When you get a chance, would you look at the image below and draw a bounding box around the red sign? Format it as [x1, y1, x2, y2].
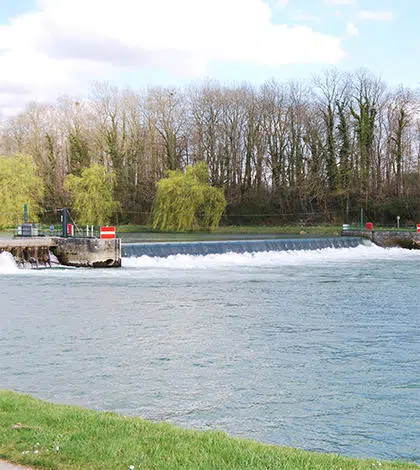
[417, 224, 420, 233]
[365, 222, 374, 230]
[67, 224, 74, 236]
[100, 226, 116, 239]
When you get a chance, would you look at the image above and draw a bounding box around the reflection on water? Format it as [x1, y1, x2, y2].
[0, 245, 419, 464]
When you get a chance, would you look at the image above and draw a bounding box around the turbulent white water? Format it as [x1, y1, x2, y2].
[0, 250, 61, 273]
[122, 244, 420, 269]
[1, 244, 420, 275]
[0, 251, 19, 273]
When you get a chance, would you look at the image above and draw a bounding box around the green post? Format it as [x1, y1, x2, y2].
[23, 203, 28, 223]
[360, 208, 364, 229]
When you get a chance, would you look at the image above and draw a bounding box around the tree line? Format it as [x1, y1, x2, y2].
[1, 68, 419, 227]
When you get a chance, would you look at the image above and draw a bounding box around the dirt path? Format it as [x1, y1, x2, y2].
[0, 461, 34, 470]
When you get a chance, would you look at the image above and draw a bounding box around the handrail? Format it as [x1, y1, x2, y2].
[14, 224, 101, 238]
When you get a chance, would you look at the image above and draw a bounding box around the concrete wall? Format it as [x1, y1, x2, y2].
[342, 230, 420, 249]
[53, 238, 121, 267]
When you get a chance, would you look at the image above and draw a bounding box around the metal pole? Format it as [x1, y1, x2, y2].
[23, 203, 28, 223]
[360, 208, 364, 229]
[62, 208, 68, 238]
[346, 192, 349, 224]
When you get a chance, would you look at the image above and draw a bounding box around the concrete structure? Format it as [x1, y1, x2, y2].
[342, 229, 420, 249]
[53, 237, 121, 267]
[0, 237, 121, 268]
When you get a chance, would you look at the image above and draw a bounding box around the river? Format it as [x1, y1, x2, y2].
[0, 242, 419, 463]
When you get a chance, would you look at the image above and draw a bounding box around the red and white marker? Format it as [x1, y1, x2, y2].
[100, 226, 116, 239]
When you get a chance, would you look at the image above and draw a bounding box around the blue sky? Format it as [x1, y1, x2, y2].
[0, 0, 418, 115]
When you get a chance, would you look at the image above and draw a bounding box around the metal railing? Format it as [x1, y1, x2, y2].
[14, 224, 101, 239]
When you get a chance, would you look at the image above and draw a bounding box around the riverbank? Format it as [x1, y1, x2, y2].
[0, 391, 417, 470]
[2, 224, 416, 240]
[116, 224, 343, 236]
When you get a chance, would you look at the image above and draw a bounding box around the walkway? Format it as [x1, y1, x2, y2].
[0, 461, 34, 470]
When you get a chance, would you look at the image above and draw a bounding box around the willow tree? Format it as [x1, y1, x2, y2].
[0, 154, 44, 228]
[153, 162, 226, 231]
[64, 164, 119, 225]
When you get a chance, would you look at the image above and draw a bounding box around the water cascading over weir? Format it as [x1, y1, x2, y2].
[122, 237, 367, 258]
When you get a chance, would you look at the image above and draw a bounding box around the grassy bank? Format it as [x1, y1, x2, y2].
[116, 224, 343, 237]
[0, 391, 417, 470]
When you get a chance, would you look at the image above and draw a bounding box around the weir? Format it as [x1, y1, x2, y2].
[0, 237, 55, 267]
[0, 237, 121, 268]
[122, 237, 367, 258]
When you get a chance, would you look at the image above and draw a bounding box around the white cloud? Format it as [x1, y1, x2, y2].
[346, 22, 359, 36]
[325, 0, 355, 5]
[294, 11, 321, 24]
[359, 10, 393, 21]
[0, 0, 346, 114]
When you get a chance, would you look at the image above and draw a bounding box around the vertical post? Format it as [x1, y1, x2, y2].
[345, 192, 349, 224]
[23, 203, 28, 223]
[62, 208, 68, 238]
[360, 208, 364, 229]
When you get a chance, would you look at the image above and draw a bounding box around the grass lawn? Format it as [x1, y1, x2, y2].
[115, 224, 344, 237]
[0, 391, 417, 470]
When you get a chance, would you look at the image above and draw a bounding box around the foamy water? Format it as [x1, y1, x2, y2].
[2, 244, 419, 276]
[122, 244, 420, 269]
[0, 251, 19, 273]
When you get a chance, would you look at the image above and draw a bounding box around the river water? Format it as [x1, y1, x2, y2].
[0, 243, 419, 463]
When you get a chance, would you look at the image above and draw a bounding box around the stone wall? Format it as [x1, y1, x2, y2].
[53, 238, 121, 267]
[342, 230, 420, 249]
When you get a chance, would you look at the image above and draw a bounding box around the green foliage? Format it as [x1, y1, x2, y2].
[153, 162, 226, 231]
[64, 164, 119, 225]
[351, 98, 377, 187]
[68, 131, 90, 176]
[337, 100, 351, 191]
[0, 154, 45, 229]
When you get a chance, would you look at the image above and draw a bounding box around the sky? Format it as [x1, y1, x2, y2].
[0, 0, 418, 116]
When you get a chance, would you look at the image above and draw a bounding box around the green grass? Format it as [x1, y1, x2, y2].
[0, 391, 417, 470]
[116, 224, 343, 237]
[116, 224, 156, 233]
[115, 224, 418, 237]
[214, 225, 342, 236]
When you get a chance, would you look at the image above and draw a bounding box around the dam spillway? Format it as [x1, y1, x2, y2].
[0, 237, 121, 267]
[122, 237, 367, 258]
